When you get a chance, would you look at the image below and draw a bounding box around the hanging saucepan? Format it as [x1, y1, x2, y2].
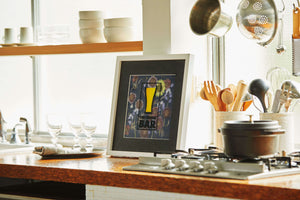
[189, 0, 233, 37]
[220, 118, 285, 159]
[236, 0, 279, 46]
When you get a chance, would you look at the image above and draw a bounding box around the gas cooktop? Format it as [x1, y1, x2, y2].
[123, 148, 300, 180]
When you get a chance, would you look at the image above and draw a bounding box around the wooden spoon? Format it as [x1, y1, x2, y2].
[227, 84, 237, 110]
[199, 87, 208, 100]
[218, 89, 229, 111]
[221, 89, 234, 111]
[232, 80, 248, 111]
[227, 84, 237, 98]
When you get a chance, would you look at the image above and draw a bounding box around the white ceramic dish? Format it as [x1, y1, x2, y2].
[79, 19, 104, 29]
[104, 27, 136, 42]
[16, 43, 35, 46]
[0, 43, 17, 47]
[104, 17, 134, 27]
[80, 28, 106, 43]
[79, 10, 105, 19]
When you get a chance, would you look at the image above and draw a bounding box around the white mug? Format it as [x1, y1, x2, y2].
[3, 28, 17, 44]
[19, 27, 33, 44]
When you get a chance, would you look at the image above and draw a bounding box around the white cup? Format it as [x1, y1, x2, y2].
[3, 28, 17, 44]
[19, 27, 33, 44]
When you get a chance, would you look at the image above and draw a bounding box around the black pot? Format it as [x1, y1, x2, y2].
[220, 120, 285, 158]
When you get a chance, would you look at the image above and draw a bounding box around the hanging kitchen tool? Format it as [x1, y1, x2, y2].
[236, 0, 283, 46]
[293, 2, 300, 39]
[189, 0, 233, 37]
[276, 0, 286, 54]
[293, 1, 300, 76]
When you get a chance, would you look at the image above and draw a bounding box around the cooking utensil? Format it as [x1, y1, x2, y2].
[220, 118, 285, 158]
[203, 81, 220, 111]
[200, 83, 221, 101]
[189, 0, 233, 37]
[217, 89, 227, 111]
[248, 79, 270, 113]
[200, 87, 208, 100]
[293, 3, 300, 39]
[236, 0, 278, 46]
[271, 89, 283, 113]
[276, 0, 285, 54]
[276, 16, 286, 54]
[227, 84, 237, 110]
[232, 80, 248, 111]
[221, 89, 234, 111]
[242, 100, 253, 111]
[266, 67, 290, 94]
[281, 80, 300, 99]
[241, 93, 253, 111]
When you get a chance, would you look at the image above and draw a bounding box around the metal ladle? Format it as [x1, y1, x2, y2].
[281, 80, 300, 99]
[276, 0, 286, 54]
[248, 79, 270, 113]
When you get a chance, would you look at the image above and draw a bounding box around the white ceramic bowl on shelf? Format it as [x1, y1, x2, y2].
[104, 27, 136, 42]
[79, 19, 104, 29]
[104, 17, 134, 27]
[79, 28, 106, 43]
[79, 10, 105, 19]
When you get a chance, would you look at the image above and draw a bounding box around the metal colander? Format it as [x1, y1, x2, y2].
[236, 0, 278, 46]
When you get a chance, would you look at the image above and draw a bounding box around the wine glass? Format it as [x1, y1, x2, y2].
[81, 113, 97, 153]
[69, 115, 82, 151]
[47, 114, 63, 147]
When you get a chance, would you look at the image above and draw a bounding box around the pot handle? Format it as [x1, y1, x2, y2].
[262, 129, 285, 135]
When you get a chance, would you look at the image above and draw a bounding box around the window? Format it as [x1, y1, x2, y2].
[0, 0, 33, 129]
[36, 0, 143, 137]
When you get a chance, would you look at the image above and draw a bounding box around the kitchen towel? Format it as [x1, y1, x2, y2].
[33, 144, 81, 156]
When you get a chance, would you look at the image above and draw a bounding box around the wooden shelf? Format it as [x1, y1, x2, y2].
[0, 41, 143, 56]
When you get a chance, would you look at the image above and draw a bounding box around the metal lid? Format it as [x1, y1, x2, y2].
[222, 120, 281, 130]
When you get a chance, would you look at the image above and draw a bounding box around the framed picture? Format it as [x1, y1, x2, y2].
[107, 54, 193, 157]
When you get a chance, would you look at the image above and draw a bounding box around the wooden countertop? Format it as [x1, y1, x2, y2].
[0, 152, 299, 200]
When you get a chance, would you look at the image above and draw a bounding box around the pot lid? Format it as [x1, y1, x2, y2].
[222, 120, 281, 130]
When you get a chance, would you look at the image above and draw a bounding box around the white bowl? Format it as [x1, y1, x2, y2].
[79, 19, 104, 29]
[104, 27, 136, 42]
[79, 10, 105, 19]
[104, 17, 134, 27]
[79, 28, 106, 43]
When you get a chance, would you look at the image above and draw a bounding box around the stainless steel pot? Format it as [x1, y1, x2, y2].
[220, 119, 284, 158]
[189, 0, 233, 37]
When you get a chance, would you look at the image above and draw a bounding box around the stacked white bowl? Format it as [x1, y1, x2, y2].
[104, 17, 136, 42]
[79, 11, 106, 43]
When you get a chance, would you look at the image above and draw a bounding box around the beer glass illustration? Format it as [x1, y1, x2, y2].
[145, 86, 156, 113]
